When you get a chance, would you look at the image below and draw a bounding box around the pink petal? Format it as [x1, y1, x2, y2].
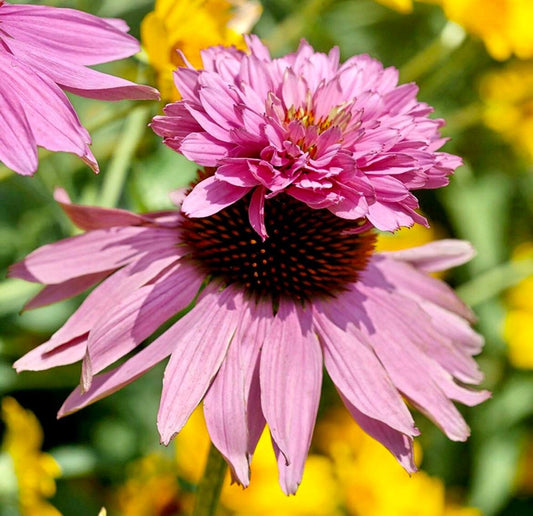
[8, 38, 158, 101]
[54, 188, 156, 230]
[0, 3, 139, 65]
[340, 393, 417, 473]
[383, 240, 476, 273]
[182, 176, 251, 218]
[16, 254, 180, 370]
[23, 270, 111, 311]
[248, 187, 267, 240]
[203, 298, 271, 486]
[313, 297, 417, 436]
[0, 57, 37, 175]
[357, 281, 476, 441]
[84, 262, 202, 380]
[14, 335, 87, 372]
[0, 50, 97, 173]
[157, 285, 245, 445]
[260, 300, 322, 495]
[8, 226, 179, 284]
[58, 330, 175, 417]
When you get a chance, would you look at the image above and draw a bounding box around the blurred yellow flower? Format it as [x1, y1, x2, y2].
[480, 61, 533, 161]
[436, 0, 533, 60]
[141, 0, 261, 101]
[316, 409, 481, 516]
[115, 453, 186, 516]
[174, 407, 342, 515]
[221, 432, 342, 516]
[1, 397, 61, 516]
[377, 0, 533, 60]
[503, 244, 533, 368]
[115, 405, 478, 515]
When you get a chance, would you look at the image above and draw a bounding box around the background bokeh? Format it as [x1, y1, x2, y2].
[2, 1, 533, 515]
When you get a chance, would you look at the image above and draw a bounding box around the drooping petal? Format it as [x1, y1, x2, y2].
[383, 240, 476, 273]
[339, 393, 417, 473]
[0, 50, 97, 173]
[157, 285, 244, 445]
[8, 38, 158, 101]
[83, 262, 202, 381]
[8, 226, 179, 284]
[15, 253, 180, 373]
[23, 270, 111, 311]
[54, 188, 157, 230]
[203, 297, 271, 486]
[260, 299, 322, 495]
[313, 297, 417, 436]
[14, 335, 88, 372]
[0, 3, 140, 65]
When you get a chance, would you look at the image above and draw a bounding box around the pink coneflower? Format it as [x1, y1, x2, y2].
[0, 1, 159, 176]
[152, 36, 461, 238]
[10, 188, 488, 494]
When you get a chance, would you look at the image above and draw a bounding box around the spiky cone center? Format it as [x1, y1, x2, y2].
[180, 193, 376, 304]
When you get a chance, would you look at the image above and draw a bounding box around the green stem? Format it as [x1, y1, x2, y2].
[264, 0, 333, 54]
[99, 105, 151, 208]
[192, 444, 228, 516]
[399, 21, 466, 83]
[442, 102, 484, 135]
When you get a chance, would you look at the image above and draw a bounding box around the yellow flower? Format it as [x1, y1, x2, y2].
[221, 432, 342, 516]
[316, 409, 481, 516]
[432, 0, 533, 60]
[377, 0, 533, 60]
[141, 0, 261, 101]
[174, 407, 342, 515]
[1, 397, 61, 516]
[503, 244, 533, 368]
[375, 223, 441, 253]
[115, 454, 185, 516]
[373, 0, 414, 13]
[480, 61, 533, 161]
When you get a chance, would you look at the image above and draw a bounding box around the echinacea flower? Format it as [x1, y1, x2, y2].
[141, 0, 261, 101]
[10, 187, 488, 494]
[151, 36, 462, 238]
[0, 1, 159, 176]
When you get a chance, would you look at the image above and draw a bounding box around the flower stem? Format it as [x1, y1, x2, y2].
[99, 105, 151, 208]
[400, 21, 466, 83]
[192, 444, 228, 516]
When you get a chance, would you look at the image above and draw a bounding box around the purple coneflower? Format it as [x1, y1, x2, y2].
[0, 1, 159, 176]
[152, 36, 461, 238]
[10, 188, 488, 494]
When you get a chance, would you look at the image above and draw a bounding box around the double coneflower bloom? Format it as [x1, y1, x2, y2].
[11, 36, 488, 494]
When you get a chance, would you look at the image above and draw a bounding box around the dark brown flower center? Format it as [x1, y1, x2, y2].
[179, 193, 376, 303]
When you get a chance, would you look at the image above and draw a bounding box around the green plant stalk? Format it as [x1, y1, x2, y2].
[399, 21, 466, 83]
[192, 444, 228, 516]
[99, 105, 151, 208]
[264, 0, 333, 54]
